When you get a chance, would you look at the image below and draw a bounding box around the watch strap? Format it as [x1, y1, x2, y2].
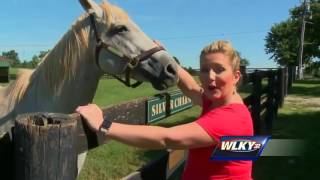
[99, 116, 112, 133]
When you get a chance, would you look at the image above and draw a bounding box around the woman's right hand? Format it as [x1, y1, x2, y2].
[76, 104, 104, 133]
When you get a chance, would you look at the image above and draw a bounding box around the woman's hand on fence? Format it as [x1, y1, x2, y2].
[76, 104, 104, 133]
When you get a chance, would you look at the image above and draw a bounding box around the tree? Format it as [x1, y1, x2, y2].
[2, 50, 21, 67]
[30, 50, 50, 68]
[38, 50, 50, 59]
[236, 51, 250, 66]
[305, 60, 320, 77]
[240, 58, 250, 66]
[265, 0, 320, 66]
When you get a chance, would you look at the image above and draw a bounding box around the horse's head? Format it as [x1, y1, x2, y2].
[79, 0, 178, 90]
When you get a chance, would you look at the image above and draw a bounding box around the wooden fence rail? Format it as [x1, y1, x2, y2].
[0, 66, 295, 180]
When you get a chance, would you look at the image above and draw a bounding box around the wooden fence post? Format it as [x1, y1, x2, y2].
[14, 113, 77, 180]
[288, 66, 294, 90]
[284, 67, 288, 96]
[240, 65, 247, 84]
[264, 71, 276, 134]
[0, 132, 14, 180]
[276, 68, 285, 108]
[251, 70, 262, 135]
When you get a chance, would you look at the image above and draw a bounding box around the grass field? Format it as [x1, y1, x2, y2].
[253, 78, 320, 179]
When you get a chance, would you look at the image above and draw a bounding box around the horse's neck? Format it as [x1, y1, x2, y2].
[17, 59, 102, 115]
[8, 21, 103, 115]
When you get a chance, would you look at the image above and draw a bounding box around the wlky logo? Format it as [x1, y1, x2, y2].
[211, 136, 270, 160]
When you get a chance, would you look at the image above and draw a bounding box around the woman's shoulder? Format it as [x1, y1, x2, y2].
[203, 103, 251, 120]
[216, 103, 250, 116]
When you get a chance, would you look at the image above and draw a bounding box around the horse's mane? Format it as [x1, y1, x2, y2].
[5, 2, 129, 105]
[101, 2, 129, 25]
[6, 69, 33, 107]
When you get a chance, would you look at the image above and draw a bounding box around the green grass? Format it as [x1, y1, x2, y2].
[9, 67, 19, 75]
[253, 78, 320, 180]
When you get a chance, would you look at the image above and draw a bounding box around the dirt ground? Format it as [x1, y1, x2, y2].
[284, 95, 320, 111]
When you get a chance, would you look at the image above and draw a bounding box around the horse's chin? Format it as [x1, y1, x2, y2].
[151, 83, 168, 91]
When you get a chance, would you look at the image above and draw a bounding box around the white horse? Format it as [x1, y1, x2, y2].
[0, 0, 178, 173]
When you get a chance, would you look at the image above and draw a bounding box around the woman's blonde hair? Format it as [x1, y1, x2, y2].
[200, 40, 240, 73]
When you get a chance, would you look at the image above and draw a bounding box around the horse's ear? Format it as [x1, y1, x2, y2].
[79, 0, 104, 18]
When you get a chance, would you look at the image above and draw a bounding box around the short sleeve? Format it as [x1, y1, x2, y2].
[195, 104, 253, 143]
[196, 110, 224, 142]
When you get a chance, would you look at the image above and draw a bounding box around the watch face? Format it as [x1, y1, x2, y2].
[102, 119, 112, 130]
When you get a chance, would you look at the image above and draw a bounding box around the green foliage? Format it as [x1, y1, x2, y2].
[1, 49, 50, 68]
[2, 50, 20, 67]
[17, 50, 50, 69]
[30, 50, 50, 68]
[305, 60, 320, 77]
[240, 57, 250, 67]
[240, 58, 250, 66]
[184, 66, 198, 75]
[237, 51, 250, 66]
[265, 0, 320, 66]
[265, 20, 300, 65]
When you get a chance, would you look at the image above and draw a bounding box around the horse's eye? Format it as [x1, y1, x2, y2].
[109, 25, 128, 36]
[116, 25, 128, 33]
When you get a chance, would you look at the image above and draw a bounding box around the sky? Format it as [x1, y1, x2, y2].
[0, 0, 301, 68]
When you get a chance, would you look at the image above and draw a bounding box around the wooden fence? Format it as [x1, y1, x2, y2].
[0, 66, 295, 180]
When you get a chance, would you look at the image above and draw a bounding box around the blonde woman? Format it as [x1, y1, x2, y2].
[77, 40, 253, 180]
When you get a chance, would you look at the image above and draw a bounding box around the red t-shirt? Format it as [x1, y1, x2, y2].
[182, 97, 254, 180]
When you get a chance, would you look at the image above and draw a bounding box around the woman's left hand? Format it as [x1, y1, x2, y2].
[76, 104, 104, 132]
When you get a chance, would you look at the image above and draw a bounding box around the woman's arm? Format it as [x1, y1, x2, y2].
[76, 104, 215, 149]
[177, 65, 203, 106]
[108, 121, 215, 149]
[153, 40, 203, 106]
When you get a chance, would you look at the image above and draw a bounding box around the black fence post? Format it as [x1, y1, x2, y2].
[276, 68, 285, 108]
[264, 71, 276, 134]
[288, 66, 294, 91]
[0, 132, 14, 180]
[240, 65, 247, 84]
[284, 67, 288, 96]
[251, 70, 262, 135]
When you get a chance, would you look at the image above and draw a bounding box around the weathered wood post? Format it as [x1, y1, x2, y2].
[14, 113, 78, 180]
[251, 70, 262, 135]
